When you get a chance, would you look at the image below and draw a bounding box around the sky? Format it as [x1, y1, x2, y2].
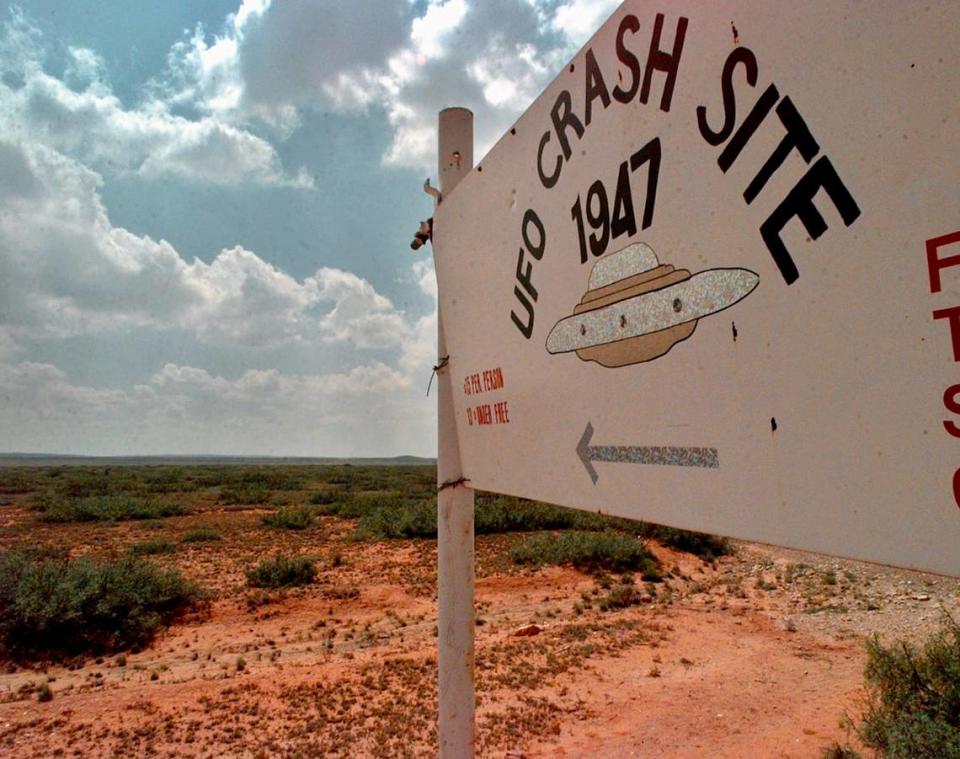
[0, 0, 619, 457]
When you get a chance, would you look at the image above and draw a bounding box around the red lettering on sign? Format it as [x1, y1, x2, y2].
[944, 384, 960, 438]
[463, 367, 510, 427]
[933, 306, 960, 362]
[462, 367, 505, 396]
[926, 230, 960, 294]
[925, 232, 960, 515]
[474, 404, 493, 425]
[482, 367, 505, 391]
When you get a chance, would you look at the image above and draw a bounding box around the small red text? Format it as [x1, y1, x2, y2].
[463, 366, 505, 395]
[466, 400, 511, 427]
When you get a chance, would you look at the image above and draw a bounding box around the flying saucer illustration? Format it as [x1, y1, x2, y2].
[545, 243, 759, 368]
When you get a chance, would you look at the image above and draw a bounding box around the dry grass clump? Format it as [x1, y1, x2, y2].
[260, 506, 315, 530]
[245, 555, 317, 589]
[128, 539, 176, 556]
[180, 527, 222, 543]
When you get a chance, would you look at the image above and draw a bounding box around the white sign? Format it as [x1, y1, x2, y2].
[432, 1, 960, 576]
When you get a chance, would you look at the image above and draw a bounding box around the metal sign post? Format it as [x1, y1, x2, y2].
[434, 107, 476, 758]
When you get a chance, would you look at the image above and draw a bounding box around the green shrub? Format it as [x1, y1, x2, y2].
[0, 550, 203, 660]
[36, 681, 52, 702]
[308, 489, 342, 505]
[194, 469, 229, 488]
[257, 469, 306, 491]
[475, 496, 617, 534]
[261, 506, 315, 530]
[510, 531, 659, 575]
[357, 499, 436, 539]
[220, 468, 305, 491]
[5, 544, 68, 562]
[634, 523, 731, 560]
[211, 468, 305, 494]
[825, 617, 960, 758]
[245, 555, 317, 588]
[220, 483, 271, 504]
[226, 467, 732, 568]
[34, 495, 185, 523]
[143, 467, 200, 494]
[315, 492, 409, 519]
[856, 618, 960, 757]
[129, 539, 176, 556]
[54, 472, 112, 498]
[180, 527, 222, 543]
[324, 466, 358, 486]
[344, 495, 625, 541]
[597, 583, 644, 611]
[310, 500, 350, 517]
[0, 470, 34, 495]
[54, 469, 145, 498]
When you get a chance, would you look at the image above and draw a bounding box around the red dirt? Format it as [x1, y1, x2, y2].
[1, 504, 958, 757]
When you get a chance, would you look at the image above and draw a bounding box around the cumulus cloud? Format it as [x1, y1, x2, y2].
[0, 135, 415, 351]
[307, 267, 412, 349]
[372, 0, 563, 169]
[0, 329, 22, 361]
[0, 132, 439, 454]
[6, 1, 608, 176]
[550, 0, 621, 46]
[396, 258, 439, 376]
[0, 10, 311, 187]
[163, 0, 415, 128]
[0, 359, 432, 456]
[0, 3, 464, 457]
[164, 0, 605, 170]
[0, 138, 199, 337]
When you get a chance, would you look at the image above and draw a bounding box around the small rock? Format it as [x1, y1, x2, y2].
[513, 624, 542, 637]
[913, 594, 930, 601]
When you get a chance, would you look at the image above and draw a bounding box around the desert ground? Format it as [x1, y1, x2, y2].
[0, 464, 957, 758]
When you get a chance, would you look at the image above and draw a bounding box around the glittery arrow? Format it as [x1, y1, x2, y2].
[576, 422, 720, 485]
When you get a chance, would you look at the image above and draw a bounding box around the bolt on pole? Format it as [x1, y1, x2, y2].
[434, 106, 476, 759]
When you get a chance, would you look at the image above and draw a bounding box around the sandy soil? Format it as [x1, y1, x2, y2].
[0, 503, 958, 758]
